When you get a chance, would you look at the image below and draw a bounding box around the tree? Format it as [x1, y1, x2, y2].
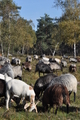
[13, 17, 37, 54]
[54, 0, 80, 58]
[36, 14, 58, 55]
[0, 0, 21, 55]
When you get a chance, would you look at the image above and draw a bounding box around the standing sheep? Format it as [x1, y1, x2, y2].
[12, 65, 22, 79]
[42, 84, 70, 114]
[35, 62, 52, 77]
[48, 73, 77, 101]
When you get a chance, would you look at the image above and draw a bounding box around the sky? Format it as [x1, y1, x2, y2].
[13, 0, 63, 31]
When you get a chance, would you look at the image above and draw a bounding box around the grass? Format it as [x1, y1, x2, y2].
[0, 55, 80, 120]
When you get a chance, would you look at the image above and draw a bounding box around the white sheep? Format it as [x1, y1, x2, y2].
[12, 65, 22, 79]
[48, 73, 77, 102]
[54, 58, 61, 64]
[5, 75, 37, 112]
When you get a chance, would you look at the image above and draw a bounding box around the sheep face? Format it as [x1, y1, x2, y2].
[29, 103, 37, 112]
[24, 95, 37, 113]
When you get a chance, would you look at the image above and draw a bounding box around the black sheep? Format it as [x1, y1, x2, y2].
[34, 73, 57, 100]
[35, 62, 53, 77]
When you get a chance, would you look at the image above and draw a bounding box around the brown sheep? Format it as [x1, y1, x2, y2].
[42, 84, 70, 114]
[22, 62, 32, 71]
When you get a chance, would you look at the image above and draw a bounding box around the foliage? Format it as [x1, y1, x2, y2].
[59, 20, 80, 46]
[0, 0, 37, 55]
[36, 14, 58, 55]
[54, 0, 80, 57]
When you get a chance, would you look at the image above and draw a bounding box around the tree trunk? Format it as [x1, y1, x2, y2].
[74, 42, 76, 58]
[7, 44, 10, 58]
[22, 45, 24, 55]
[1, 43, 4, 56]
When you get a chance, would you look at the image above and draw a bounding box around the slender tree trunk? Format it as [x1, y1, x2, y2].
[22, 45, 24, 55]
[7, 44, 10, 57]
[1, 43, 4, 56]
[74, 42, 76, 58]
[53, 42, 59, 56]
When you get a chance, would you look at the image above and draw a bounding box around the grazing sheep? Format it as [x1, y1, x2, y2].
[0, 74, 11, 101]
[63, 55, 69, 59]
[42, 84, 70, 114]
[0, 63, 22, 79]
[26, 56, 32, 62]
[69, 64, 77, 72]
[49, 58, 56, 62]
[0, 63, 14, 78]
[54, 58, 61, 64]
[49, 61, 63, 73]
[0, 74, 21, 104]
[61, 60, 67, 67]
[5, 76, 37, 112]
[40, 54, 45, 58]
[33, 55, 39, 60]
[22, 62, 32, 71]
[34, 73, 57, 100]
[48, 73, 77, 101]
[11, 57, 21, 65]
[76, 57, 80, 62]
[41, 57, 50, 65]
[0, 74, 12, 98]
[69, 58, 77, 63]
[35, 62, 53, 77]
[0, 79, 6, 98]
[0, 56, 10, 65]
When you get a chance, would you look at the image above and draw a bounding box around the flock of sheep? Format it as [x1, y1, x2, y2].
[0, 54, 79, 114]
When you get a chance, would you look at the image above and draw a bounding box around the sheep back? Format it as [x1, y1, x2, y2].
[48, 73, 77, 94]
[34, 73, 57, 99]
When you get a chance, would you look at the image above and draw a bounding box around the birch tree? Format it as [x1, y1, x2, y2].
[54, 0, 80, 58]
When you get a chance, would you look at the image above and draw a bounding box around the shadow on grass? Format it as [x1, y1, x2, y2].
[60, 105, 80, 113]
[15, 105, 80, 114]
[36, 105, 80, 114]
[0, 98, 80, 114]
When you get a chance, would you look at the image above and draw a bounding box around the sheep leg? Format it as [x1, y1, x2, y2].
[67, 104, 69, 113]
[55, 106, 58, 115]
[35, 104, 38, 113]
[24, 102, 31, 110]
[39, 72, 40, 77]
[74, 92, 76, 102]
[22, 97, 26, 105]
[69, 91, 72, 96]
[48, 105, 51, 113]
[43, 105, 48, 112]
[6, 91, 10, 110]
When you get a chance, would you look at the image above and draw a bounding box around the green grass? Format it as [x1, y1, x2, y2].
[0, 55, 80, 120]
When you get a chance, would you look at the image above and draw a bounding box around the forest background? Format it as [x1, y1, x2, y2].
[0, 0, 80, 58]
